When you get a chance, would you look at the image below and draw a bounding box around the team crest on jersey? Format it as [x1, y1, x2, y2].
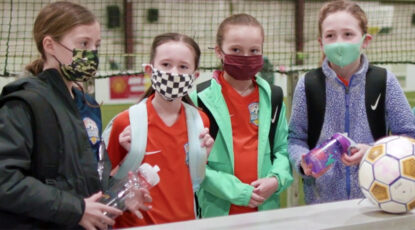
[83, 117, 100, 145]
[248, 102, 259, 126]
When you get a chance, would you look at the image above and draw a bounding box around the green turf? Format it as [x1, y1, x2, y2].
[101, 104, 132, 128]
[405, 91, 415, 108]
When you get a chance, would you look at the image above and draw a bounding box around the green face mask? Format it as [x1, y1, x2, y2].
[323, 35, 366, 68]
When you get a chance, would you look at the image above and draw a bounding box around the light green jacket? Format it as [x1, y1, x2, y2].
[190, 75, 293, 217]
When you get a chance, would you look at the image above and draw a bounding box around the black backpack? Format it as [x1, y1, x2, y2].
[304, 65, 387, 149]
[196, 79, 283, 162]
[0, 82, 62, 185]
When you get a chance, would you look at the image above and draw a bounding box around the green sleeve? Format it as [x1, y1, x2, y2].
[202, 165, 254, 206]
[267, 103, 293, 194]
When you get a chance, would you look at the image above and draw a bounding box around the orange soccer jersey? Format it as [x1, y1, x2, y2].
[106, 94, 209, 227]
[219, 73, 260, 214]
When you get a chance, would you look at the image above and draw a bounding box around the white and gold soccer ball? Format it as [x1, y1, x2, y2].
[359, 135, 415, 213]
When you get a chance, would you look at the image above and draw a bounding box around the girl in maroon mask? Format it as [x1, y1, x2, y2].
[189, 13, 293, 217]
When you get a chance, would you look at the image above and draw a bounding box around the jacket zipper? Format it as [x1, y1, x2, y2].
[344, 75, 353, 199]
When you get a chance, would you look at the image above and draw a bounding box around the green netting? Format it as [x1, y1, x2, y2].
[1, 0, 415, 77]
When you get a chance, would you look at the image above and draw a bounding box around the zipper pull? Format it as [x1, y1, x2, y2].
[345, 87, 350, 107]
[97, 140, 105, 181]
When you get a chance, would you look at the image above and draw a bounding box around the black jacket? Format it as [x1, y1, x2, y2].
[0, 69, 110, 229]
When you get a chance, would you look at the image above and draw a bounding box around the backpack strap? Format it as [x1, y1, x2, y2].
[305, 66, 387, 147]
[365, 65, 387, 141]
[304, 68, 326, 149]
[113, 99, 148, 179]
[197, 80, 219, 139]
[183, 102, 206, 219]
[101, 116, 115, 151]
[107, 98, 205, 217]
[269, 84, 283, 162]
[183, 102, 207, 193]
[0, 90, 62, 185]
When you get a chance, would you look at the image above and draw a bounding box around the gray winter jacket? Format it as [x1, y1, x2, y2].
[288, 55, 415, 204]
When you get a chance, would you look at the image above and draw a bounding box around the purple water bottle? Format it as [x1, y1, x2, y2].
[304, 133, 354, 174]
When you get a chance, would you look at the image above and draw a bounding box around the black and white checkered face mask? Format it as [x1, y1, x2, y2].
[150, 66, 194, 101]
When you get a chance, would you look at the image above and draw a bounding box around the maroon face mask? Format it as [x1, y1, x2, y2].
[222, 53, 264, 80]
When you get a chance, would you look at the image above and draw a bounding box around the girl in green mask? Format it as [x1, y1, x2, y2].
[288, 0, 415, 204]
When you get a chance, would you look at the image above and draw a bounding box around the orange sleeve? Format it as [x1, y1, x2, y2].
[106, 110, 130, 169]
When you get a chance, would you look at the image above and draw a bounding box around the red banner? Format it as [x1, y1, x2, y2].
[110, 73, 149, 99]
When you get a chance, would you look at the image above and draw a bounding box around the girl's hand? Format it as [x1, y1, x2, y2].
[250, 177, 279, 203]
[301, 154, 331, 178]
[126, 188, 152, 219]
[124, 172, 152, 219]
[79, 192, 123, 230]
[300, 154, 313, 176]
[199, 128, 214, 158]
[119, 125, 132, 151]
[247, 191, 265, 208]
[341, 143, 370, 166]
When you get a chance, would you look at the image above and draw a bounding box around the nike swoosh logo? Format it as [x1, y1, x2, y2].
[145, 150, 161, 155]
[371, 93, 381, 111]
[271, 106, 279, 123]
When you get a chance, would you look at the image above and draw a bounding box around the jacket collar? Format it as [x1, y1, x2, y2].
[198, 77, 234, 167]
[41, 68, 80, 114]
[322, 54, 369, 87]
[198, 71, 271, 171]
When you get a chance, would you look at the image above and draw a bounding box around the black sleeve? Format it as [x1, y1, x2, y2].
[0, 100, 84, 226]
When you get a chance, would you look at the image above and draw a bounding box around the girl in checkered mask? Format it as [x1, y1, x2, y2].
[105, 33, 214, 227]
[147, 63, 194, 101]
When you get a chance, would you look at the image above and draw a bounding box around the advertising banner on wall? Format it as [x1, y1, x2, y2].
[109, 73, 150, 99]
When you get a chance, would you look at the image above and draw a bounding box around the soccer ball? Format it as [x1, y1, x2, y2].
[359, 135, 415, 213]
